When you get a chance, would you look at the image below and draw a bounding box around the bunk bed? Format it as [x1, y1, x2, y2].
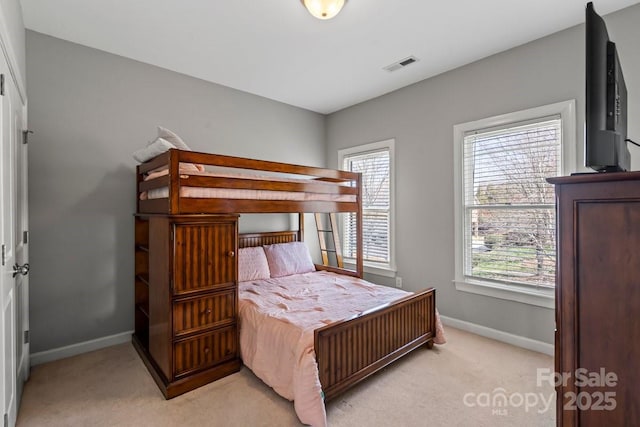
[134, 148, 442, 426]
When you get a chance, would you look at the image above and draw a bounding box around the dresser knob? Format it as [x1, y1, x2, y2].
[201, 308, 212, 316]
[228, 251, 235, 257]
[204, 347, 210, 354]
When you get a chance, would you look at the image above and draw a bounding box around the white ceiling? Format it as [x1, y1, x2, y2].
[20, 0, 640, 114]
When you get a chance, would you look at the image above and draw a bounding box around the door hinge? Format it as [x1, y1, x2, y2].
[24, 330, 29, 344]
[22, 130, 33, 145]
[3, 413, 7, 427]
[1, 245, 5, 266]
[23, 231, 28, 244]
[0, 74, 4, 96]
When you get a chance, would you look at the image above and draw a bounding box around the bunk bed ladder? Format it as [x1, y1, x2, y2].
[314, 213, 343, 268]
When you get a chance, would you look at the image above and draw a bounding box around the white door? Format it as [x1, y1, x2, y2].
[13, 95, 29, 409]
[0, 52, 28, 427]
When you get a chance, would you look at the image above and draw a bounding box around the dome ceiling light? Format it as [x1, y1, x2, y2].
[301, 0, 347, 20]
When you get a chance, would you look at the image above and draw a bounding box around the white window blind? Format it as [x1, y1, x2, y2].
[463, 117, 561, 289]
[343, 149, 391, 264]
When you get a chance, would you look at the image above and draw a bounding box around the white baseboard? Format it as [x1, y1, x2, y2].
[439, 315, 554, 356]
[30, 330, 133, 366]
[29, 318, 553, 365]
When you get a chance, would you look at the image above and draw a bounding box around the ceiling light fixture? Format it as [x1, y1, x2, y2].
[301, 0, 347, 20]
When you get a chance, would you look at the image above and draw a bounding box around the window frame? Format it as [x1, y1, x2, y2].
[453, 100, 576, 308]
[339, 139, 396, 277]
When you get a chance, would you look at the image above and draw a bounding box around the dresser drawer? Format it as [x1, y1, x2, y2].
[173, 326, 237, 377]
[173, 291, 235, 337]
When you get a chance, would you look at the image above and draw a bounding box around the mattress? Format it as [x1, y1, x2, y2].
[140, 167, 357, 202]
[238, 271, 446, 427]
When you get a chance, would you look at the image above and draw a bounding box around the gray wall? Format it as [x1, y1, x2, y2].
[326, 4, 640, 344]
[26, 31, 325, 353]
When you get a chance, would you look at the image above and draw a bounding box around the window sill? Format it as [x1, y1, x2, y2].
[344, 261, 396, 278]
[453, 278, 555, 309]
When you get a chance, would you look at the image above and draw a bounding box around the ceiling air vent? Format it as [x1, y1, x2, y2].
[383, 56, 419, 72]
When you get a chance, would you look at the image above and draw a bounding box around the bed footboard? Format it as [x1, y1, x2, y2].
[314, 288, 436, 401]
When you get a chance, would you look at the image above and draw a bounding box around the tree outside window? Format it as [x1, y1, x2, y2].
[463, 118, 560, 288]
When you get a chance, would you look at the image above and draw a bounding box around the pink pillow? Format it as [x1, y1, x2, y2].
[238, 247, 271, 282]
[263, 242, 315, 278]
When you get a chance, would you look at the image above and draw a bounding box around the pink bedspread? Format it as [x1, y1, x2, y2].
[238, 271, 446, 427]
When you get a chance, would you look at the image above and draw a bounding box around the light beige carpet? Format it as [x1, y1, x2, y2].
[17, 327, 555, 426]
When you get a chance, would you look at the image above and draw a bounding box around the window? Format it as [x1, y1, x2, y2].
[454, 101, 575, 307]
[339, 139, 395, 275]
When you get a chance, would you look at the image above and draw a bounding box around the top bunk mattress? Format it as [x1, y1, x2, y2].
[140, 167, 357, 202]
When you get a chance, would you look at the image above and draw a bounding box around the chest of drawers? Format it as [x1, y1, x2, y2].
[549, 173, 640, 425]
[133, 214, 241, 398]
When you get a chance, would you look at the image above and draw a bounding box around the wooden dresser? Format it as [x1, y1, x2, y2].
[549, 173, 640, 425]
[133, 214, 241, 398]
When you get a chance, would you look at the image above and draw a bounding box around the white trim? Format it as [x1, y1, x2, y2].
[30, 330, 134, 366]
[344, 260, 396, 277]
[338, 139, 396, 272]
[454, 279, 555, 309]
[439, 315, 554, 356]
[453, 100, 576, 304]
[0, 5, 27, 105]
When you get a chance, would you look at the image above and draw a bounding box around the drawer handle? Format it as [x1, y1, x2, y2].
[204, 347, 210, 354]
[228, 251, 235, 258]
[200, 308, 212, 316]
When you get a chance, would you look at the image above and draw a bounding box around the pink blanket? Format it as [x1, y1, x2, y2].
[238, 271, 446, 426]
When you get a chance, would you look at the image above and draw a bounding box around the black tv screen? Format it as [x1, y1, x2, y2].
[585, 2, 629, 172]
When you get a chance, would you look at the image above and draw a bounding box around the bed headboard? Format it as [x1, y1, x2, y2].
[238, 230, 300, 248]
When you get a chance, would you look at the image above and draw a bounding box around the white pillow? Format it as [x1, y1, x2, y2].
[155, 126, 204, 171]
[133, 138, 176, 163]
[238, 247, 271, 282]
[157, 126, 191, 151]
[263, 242, 315, 278]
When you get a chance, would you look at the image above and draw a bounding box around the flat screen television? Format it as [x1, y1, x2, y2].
[585, 1, 629, 172]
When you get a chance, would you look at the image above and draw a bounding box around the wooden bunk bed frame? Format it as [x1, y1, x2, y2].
[136, 148, 437, 402]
